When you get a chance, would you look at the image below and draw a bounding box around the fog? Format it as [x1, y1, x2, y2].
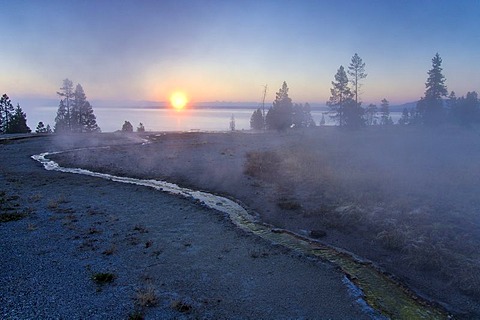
[48, 127, 480, 317]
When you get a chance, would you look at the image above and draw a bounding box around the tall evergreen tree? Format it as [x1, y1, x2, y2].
[265, 81, 293, 131]
[71, 84, 86, 132]
[56, 79, 74, 131]
[416, 53, 448, 125]
[347, 53, 367, 106]
[250, 108, 264, 130]
[83, 101, 101, 133]
[7, 104, 31, 133]
[292, 103, 315, 128]
[54, 100, 68, 133]
[55, 80, 100, 133]
[379, 98, 393, 125]
[72, 84, 100, 133]
[327, 66, 354, 126]
[0, 94, 14, 133]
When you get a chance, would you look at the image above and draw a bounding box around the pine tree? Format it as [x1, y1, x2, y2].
[54, 100, 68, 133]
[83, 101, 100, 133]
[71, 84, 86, 132]
[292, 103, 315, 128]
[137, 123, 145, 132]
[122, 121, 133, 132]
[265, 81, 293, 131]
[55, 80, 100, 133]
[416, 53, 448, 125]
[327, 66, 354, 126]
[71, 84, 100, 133]
[36, 121, 47, 133]
[7, 104, 30, 133]
[250, 108, 264, 130]
[56, 79, 74, 131]
[379, 98, 393, 125]
[347, 53, 367, 106]
[0, 94, 14, 133]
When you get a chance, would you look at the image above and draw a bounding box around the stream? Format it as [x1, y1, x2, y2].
[32, 150, 451, 320]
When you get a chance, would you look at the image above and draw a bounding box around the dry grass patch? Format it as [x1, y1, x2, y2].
[135, 286, 157, 308]
[171, 299, 192, 313]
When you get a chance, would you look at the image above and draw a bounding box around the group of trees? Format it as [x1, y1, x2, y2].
[0, 94, 31, 134]
[250, 81, 315, 131]
[327, 53, 380, 128]
[252, 52, 479, 130]
[398, 53, 480, 127]
[54, 79, 100, 133]
[251, 54, 390, 130]
[121, 121, 145, 132]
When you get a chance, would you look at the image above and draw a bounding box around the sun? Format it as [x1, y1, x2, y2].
[170, 92, 188, 110]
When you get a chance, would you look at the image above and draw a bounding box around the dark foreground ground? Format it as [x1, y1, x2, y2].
[0, 134, 370, 319]
[49, 126, 480, 318]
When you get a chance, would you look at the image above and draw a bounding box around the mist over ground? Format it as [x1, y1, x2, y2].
[51, 126, 480, 317]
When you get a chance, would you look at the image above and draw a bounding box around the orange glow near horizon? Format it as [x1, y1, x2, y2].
[170, 91, 188, 111]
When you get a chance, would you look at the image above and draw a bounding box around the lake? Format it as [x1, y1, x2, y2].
[26, 106, 402, 133]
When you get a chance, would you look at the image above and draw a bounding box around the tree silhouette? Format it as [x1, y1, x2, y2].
[379, 98, 393, 125]
[122, 121, 133, 132]
[450, 91, 479, 126]
[0, 94, 14, 133]
[137, 123, 145, 132]
[55, 80, 100, 133]
[327, 66, 357, 127]
[416, 53, 448, 125]
[266, 81, 293, 131]
[54, 100, 68, 133]
[56, 79, 74, 131]
[292, 103, 315, 128]
[250, 108, 264, 130]
[347, 53, 367, 106]
[7, 104, 30, 133]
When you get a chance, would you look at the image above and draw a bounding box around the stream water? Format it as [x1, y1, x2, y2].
[32, 149, 451, 320]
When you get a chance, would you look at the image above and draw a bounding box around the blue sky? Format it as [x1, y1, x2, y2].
[1, 0, 479, 106]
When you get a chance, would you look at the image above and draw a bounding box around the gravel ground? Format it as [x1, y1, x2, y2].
[0, 134, 370, 319]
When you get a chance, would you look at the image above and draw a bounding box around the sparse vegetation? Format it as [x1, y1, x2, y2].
[135, 286, 157, 308]
[91, 272, 115, 284]
[0, 191, 29, 222]
[133, 224, 148, 233]
[171, 299, 192, 313]
[243, 127, 480, 301]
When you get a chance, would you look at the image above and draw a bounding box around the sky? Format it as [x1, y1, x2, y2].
[1, 0, 479, 108]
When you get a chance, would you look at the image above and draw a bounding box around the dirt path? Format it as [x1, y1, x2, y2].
[0, 135, 370, 319]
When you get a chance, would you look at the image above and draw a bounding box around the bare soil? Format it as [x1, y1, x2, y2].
[0, 134, 370, 319]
